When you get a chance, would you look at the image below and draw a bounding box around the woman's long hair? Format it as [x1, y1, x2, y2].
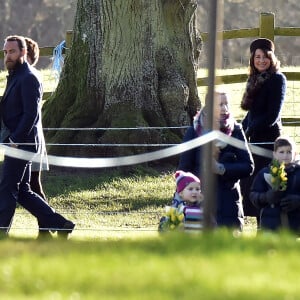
[241, 49, 280, 111]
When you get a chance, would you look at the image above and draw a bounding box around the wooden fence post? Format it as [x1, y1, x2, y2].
[65, 30, 73, 51]
[259, 12, 275, 41]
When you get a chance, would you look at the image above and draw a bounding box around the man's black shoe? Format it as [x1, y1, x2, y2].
[57, 221, 75, 239]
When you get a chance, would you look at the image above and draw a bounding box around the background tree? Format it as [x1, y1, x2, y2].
[42, 0, 202, 157]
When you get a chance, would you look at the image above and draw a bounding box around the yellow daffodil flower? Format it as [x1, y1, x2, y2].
[269, 159, 287, 192]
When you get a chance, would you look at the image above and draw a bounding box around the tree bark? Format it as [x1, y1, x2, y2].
[43, 0, 202, 157]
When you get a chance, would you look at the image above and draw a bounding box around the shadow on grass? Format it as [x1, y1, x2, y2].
[42, 165, 176, 212]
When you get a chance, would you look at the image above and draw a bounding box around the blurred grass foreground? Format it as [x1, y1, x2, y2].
[1, 230, 300, 299]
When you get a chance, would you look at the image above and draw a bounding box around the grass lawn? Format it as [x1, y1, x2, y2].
[2, 230, 300, 299]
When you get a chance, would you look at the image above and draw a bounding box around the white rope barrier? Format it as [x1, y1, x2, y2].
[8, 226, 157, 232]
[14, 210, 162, 215]
[45, 143, 178, 147]
[44, 126, 189, 130]
[0, 130, 272, 168]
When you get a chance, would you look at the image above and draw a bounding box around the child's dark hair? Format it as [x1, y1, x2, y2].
[274, 136, 295, 152]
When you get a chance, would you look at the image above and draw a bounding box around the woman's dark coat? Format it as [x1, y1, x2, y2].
[241, 71, 286, 217]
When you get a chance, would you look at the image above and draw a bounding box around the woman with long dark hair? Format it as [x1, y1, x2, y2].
[240, 38, 287, 227]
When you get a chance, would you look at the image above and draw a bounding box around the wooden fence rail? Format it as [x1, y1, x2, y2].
[197, 71, 300, 86]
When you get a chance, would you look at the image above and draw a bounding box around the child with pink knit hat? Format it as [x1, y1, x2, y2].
[174, 170, 203, 206]
[159, 170, 203, 232]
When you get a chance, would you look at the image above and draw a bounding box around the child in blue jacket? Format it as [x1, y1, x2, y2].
[250, 137, 300, 233]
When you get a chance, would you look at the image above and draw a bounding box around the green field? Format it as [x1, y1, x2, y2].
[2, 230, 300, 299]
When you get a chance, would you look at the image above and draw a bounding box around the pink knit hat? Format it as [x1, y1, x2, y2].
[175, 170, 200, 193]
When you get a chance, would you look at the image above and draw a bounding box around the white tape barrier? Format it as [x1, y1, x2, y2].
[0, 130, 272, 168]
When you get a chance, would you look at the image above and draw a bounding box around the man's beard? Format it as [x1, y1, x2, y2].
[5, 58, 21, 71]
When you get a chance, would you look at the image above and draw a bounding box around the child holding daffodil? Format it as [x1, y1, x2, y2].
[158, 171, 204, 232]
[250, 137, 300, 233]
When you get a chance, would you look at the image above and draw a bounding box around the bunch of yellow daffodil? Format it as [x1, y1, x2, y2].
[161, 205, 184, 231]
[270, 159, 288, 191]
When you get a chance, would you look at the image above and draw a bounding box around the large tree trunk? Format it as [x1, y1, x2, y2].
[43, 0, 201, 157]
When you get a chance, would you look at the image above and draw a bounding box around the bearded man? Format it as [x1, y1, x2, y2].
[0, 35, 74, 239]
